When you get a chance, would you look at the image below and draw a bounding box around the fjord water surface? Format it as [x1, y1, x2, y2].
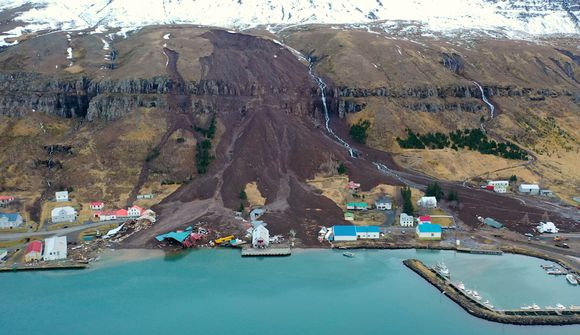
[1, 249, 578, 334]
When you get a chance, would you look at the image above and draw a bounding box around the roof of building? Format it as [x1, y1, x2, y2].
[26, 240, 43, 254]
[51, 206, 76, 216]
[90, 201, 104, 206]
[0, 195, 14, 200]
[129, 205, 144, 212]
[347, 181, 361, 189]
[155, 227, 193, 243]
[419, 196, 437, 201]
[419, 215, 431, 222]
[0, 213, 22, 221]
[375, 196, 392, 203]
[519, 184, 540, 189]
[400, 213, 413, 219]
[333, 225, 357, 236]
[344, 212, 354, 217]
[356, 226, 381, 233]
[44, 236, 67, 254]
[55, 191, 68, 196]
[115, 209, 128, 217]
[483, 218, 503, 228]
[346, 202, 368, 207]
[417, 223, 442, 233]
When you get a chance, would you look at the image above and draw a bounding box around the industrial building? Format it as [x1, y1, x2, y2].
[43, 236, 68, 261]
[416, 223, 442, 240]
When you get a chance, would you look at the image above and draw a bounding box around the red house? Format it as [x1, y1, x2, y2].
[0, 196, 15, 205]
[418, 215, 432, 224]
[89, 201, 105, 210]
[24, 240, 43, 262]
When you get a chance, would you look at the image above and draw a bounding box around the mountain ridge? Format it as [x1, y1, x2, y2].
[1, 0, 579, 47]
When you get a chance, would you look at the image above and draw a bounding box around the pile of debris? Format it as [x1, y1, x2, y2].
[105, 210, 157, 243]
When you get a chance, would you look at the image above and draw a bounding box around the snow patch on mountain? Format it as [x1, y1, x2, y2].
[0, 0, 578, 42]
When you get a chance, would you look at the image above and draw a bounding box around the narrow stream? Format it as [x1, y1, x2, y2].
[308, 59, 356, 158]
[473, 81, 495, 133]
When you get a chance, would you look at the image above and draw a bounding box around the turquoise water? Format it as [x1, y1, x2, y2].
[0, 249, 579, 335]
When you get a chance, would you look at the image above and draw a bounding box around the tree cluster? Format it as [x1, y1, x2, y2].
[400, 186, 414, 215]
[397, 128, 528, 160]
[349, 120, 371, 144]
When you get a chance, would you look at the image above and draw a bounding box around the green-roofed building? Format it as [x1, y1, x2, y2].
[483, 217, 503, 229]
[346, 202, 369, 211]
[344, 212, 354, 221]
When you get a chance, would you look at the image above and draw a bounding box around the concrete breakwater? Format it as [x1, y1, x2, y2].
[403, 259, 580, 325]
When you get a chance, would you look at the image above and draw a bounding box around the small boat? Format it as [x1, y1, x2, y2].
[434, 261, 450, 278]
[471, 290, 482, 301]
[456, 282, 465, 290]
[545, 305, 556, 310]
[566, 274, 578, 285]
[521, 303, 541, 310]
[343, 252, 355, 258]
[532, 304, 541, 310]
[569, 305, 580, 310]
[556, 304, 566, 310]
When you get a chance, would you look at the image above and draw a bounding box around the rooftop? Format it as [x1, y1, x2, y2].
[417, 223, 442, 233]
[333, 225, 357, 236]
[0, 213, 22, 221]
[346, 202, 368, 207]
[356, 226, 381, 233]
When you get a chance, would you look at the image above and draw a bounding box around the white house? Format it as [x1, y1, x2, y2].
[519, 184, 540, 195]
[416, 223, 442, 240]
[400, 213, 414, 227]
[0, 196, 15, 206]
[374, 196, 392, 210]
[89, 202, 105, 210]
[51, 206, 77, 223]
[487, 180, 509, 193]
[127, 205, 144, 218]
[55, 191, 69, 202]
[43, 236, 67, 261]
[95, 210, 117, 222]
[252, 224, 270, 248]
[417, 196, 437, 208]
[536, 222, 558, 234]
[0, 212, 23, 229]
[356, 226, 381, 239]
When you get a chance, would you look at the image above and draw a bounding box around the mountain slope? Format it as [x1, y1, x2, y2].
[1, 0, 579, 46]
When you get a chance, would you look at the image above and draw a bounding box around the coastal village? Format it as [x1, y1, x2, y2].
[0, 174, 579, 323]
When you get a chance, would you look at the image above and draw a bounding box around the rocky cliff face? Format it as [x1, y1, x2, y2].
[331, 83, 577, 117]
[0, 71, 308, 121]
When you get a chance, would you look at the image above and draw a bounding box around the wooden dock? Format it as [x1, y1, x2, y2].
[457, 247, 503, 255]
[0, 262, 88, 272]
[241, 246, 291, 257]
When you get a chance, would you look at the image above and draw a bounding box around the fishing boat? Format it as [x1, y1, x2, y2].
[456, 282, 465, 290]
[521, 304, 541, 310]
[566, 273, 578, 285]
[434, 261, 450, 278]
[343, 252, 355, 258]
[483, 300, 494, 309]
[471, 290, 482, 301]
[556, 304, 567, 310]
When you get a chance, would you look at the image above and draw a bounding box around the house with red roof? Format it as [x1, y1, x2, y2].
[24, 240, 43, 262]
[89, 202, 105, 210]
[347, 181, 361, 191]
[127, 206, 144, 218]
[418, 215, 432, 224]
[0, 196, 15, 206]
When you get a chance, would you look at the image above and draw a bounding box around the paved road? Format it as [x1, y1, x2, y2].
[0, 220, 122, 241]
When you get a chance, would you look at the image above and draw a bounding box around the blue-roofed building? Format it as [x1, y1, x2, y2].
[332, 225, 357, 241]
[416, 223, 442, 240]
[0, 212, 23, 229]
[356, 226, 381, 239]
[332, 225, 381, 241]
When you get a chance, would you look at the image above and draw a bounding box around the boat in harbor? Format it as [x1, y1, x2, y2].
[565, 274, 578, 285]
[434, 261, 450, 278]
[471, 290, 482, 301]
[342, 252, 355, 258]
[483, 300, 494, 309]
[556, 304, 567, 310]
[521, 304, 541, 310]
[456, 281, 465, 290]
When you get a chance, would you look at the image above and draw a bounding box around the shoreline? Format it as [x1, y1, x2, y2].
[404, 259, 580, 326]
